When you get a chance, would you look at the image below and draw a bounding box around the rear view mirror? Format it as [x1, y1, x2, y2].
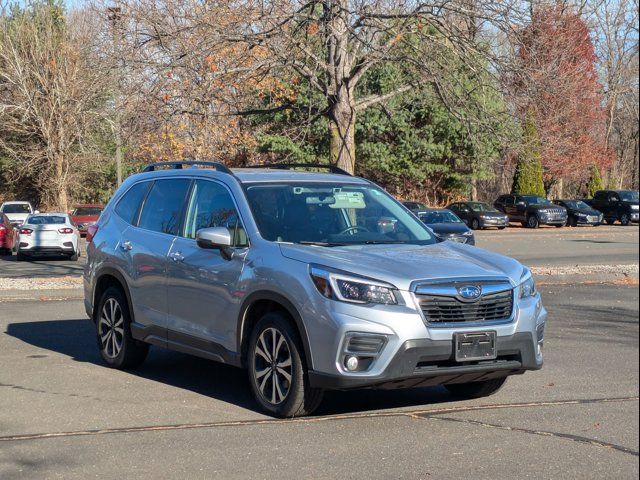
[196, 227, 234, 260]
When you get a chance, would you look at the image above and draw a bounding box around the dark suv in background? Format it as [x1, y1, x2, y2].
[494, 195, 567, 229]
[584, 190, 639, 226]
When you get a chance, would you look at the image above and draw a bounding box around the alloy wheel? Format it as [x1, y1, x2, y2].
[253, 327, 292, 405]
[98, 298, 124, 359]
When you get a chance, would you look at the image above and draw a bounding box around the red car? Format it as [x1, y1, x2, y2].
[0, 213, 17, 256]
[70, 204, 104, 236]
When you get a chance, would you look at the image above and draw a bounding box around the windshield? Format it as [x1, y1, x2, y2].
[522, 196, 551, 205]
[619, 191, 639, 202]
[27, 215, 66, 225]
[404, 202, 427, 210]
[73, 207, 102, 216]
[468, 202, 498, 213]
[419, 211, 462, 224]
[562, 200, 590, 209]
[1, 204, 31, 214]
[244, 183, 437, 246]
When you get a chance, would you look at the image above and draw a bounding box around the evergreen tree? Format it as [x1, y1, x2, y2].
[586, 165, 604, 197]
[512, 111, 545, 196]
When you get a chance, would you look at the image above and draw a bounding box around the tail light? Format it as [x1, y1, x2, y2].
[0, 225, 5, 233]
[86, 224, 99, 243]
[19, 228, 33, 235]
[58, 227, 74, 234]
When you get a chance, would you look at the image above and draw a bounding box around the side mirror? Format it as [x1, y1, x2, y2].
[196, 227, 233, 260]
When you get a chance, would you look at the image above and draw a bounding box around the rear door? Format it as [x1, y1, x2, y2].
[124, 178, 192, 339]
[166, 179, 249, 354]
[503, 196, 518, 219]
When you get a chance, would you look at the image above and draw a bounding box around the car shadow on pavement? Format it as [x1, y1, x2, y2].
[6, 318, 458, 416]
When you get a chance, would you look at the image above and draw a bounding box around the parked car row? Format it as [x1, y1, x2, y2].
[403, 190, 639, 232]
[0, 201, 104, 260]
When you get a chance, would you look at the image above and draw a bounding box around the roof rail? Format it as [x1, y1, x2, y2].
[248, 163, 352, 176]
[142, 161, 233, 174]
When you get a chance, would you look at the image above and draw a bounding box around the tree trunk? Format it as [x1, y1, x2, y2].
[470, 178, 478, 201]
[54, 154, 68, 212]
[330, 93, 357, 174]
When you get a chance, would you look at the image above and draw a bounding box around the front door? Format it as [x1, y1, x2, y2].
[166, 179, 248, 355]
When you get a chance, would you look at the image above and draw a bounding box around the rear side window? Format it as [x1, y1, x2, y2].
[594, 191, 606, 200]
[138, 179, 191, 235]
[115, 181, 151, 224]
[183, 180, 247, 246]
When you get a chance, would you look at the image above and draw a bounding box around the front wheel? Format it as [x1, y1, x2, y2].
[445, 377, 507, 399]
[248, 313, 323, 417]
[96, 287, 149, 369]
[620, 213, 631, 226]
[470, 218, 480, 230]
[527, 215, 540, 229]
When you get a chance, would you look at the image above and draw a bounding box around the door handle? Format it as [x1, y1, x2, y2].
[120, 241, 133, 252]
[169, 251, 184, 262]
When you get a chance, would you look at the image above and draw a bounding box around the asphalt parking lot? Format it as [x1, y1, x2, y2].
[0, 224, 637, 279]
[0, 226, 638, 479]
[0, 283, 637, 479]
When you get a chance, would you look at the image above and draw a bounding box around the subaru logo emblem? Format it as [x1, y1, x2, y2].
[457, 285, 482, 302]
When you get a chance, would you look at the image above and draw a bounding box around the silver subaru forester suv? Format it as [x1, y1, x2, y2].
[84, 161, 546, 417]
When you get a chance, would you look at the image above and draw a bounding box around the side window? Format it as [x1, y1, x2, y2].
[115, 181, 151, 225]
[594, 191, 606, 200]
[138, 179, 191, 235]
[505, 196, 515, 206]
[609, 193, 620, 202]
[183, 180, 247, 246]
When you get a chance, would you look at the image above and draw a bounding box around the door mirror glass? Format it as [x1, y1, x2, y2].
[196, 227, 232, 250]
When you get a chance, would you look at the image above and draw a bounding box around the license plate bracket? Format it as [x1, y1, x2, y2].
[454, 331, 497, 362]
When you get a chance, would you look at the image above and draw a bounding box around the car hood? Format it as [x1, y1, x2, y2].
[528, 204, 563, 211]
[570, 207, 601, 215]
[279, 242, 524, 291]
[72, 215, 99, 223]
[4, 212, 30, 223]
[423, 223, 470, 235]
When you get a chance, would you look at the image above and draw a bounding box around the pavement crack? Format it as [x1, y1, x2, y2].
[423, 415, 639, 457]
[0, 382, 99, 401]
[0, 395, 637, 444]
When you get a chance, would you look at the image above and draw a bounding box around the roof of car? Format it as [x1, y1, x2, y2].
[73, 203, 104, 208]
[29, 212, 68, 216]
[130, 167, 370, 185]
[1, 201, 32, 205]
[417, 208, 451, 213]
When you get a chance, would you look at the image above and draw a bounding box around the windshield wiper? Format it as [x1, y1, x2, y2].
[363, 240, 407, 245]
[297, 241, 348, 247]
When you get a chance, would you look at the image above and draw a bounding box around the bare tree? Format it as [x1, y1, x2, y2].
[107, 0, 528, 174]
[0, 1, 109, 210]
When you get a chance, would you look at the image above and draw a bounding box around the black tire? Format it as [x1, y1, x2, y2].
[606, 219, 615, 225]
[470, 218, 480, 230]
[248, 312, 323, 418]
[498, 226, 506, 230]
[620, 213, 631, 226]
[16, 252, 27, 262]
[69, 250, 79, 261]
[95, 286, 149, 369]
[555, 224, 564, 228]
[445, 377, 508, 399]
[526, 215, 539, 229]
[0, 248, 9, 256]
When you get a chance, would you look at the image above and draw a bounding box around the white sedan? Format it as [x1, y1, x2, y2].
[16, 213, 80, 261]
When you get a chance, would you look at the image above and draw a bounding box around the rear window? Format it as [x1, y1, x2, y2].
[73, 207, 103, 216]
[28, 216, 66, 225]
[137, 179, 191, 235]
[1, 204, 31, 214]
[115, 182, 151, 224]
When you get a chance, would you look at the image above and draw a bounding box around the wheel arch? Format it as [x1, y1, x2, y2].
[92, 267, 134, 324]
[237, 291, 313, 370]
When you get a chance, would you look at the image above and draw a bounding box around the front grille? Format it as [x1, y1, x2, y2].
[417, 289, 514, 324]
[543, 208, 566, 219]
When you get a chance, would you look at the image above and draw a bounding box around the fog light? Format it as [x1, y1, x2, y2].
[345, 355, 359, 372]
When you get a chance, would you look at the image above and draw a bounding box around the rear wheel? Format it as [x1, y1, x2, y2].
[248, 312, 323, 417]
[606, 219, 615, 225]
[445, 377, 507, 399]
[96, 287, 148, 369]
[526, 215, 539, 229]
[16, 251, 26, 262]
[470, 218, 480, 230]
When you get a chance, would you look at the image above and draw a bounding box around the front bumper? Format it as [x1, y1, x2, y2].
[574, 215, 602, 225]
[539, 217, 567, 226]
[309, 332, 539, 389]
[480, 217, 509, 228]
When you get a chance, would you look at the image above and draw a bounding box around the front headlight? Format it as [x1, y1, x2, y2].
[519, 268, 537, 299]
[462, 230, 473, 236]
[631, 205, 639, 211]
[310, 266, 398, 305]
